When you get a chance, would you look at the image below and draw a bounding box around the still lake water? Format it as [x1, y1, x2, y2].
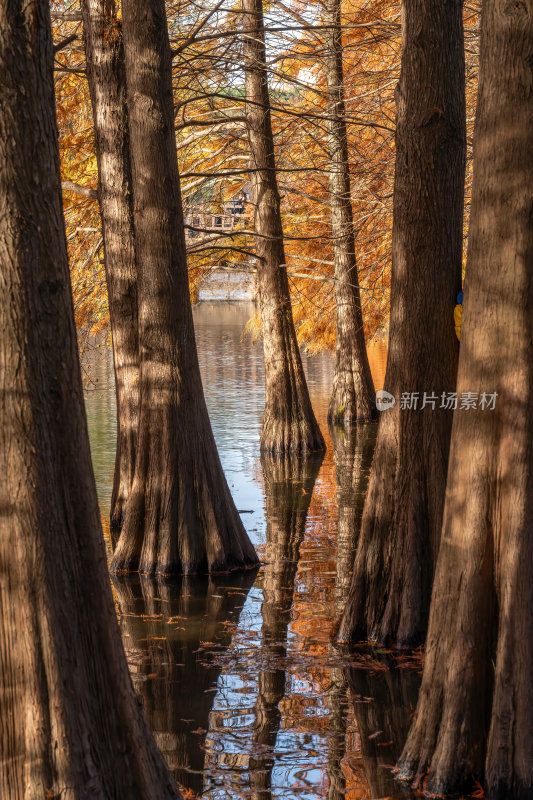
[84, 301, 420, 800]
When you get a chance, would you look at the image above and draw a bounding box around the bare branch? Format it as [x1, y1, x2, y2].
[171, 0, 227, 58]
[54, 33, 78, 54]
[62, 181, 98, 200]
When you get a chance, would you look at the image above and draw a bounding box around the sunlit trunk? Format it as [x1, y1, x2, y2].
[80, 0, 139, 532]
[242, 0, 325, 454]
[323, 0, 376, 425]
[337, 0, 465, 647]
[111, 0, 258, 575]
[398, 1, 533, 795]
[0, 4, 180, 796]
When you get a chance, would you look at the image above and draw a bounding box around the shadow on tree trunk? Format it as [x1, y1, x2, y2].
[0, 2, 182, 796]
[397, 2, 533, 794]
[80, 0, 140, 534]
[336, 0, 465, 649]
[109, 0, 258, 576]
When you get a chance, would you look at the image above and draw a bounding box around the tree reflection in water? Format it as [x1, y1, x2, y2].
[84, 310, 424, 799]
[328, 423, 377, 800]
[250, 453, 325, 800]
[112, 571, 257, 796]
[345, 663, 421, 798]
[331, 423, 377, 620]
[202, 453, 323, 798]
[331, 422, 422, 800]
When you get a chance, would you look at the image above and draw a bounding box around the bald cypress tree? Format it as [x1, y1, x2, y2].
[0, 3, 181, 796]
[337, 0, 465, 647]
[399, 0, 533, 795]
[110, 0, 258, 575]
[242, 0, 325, 454]
[322, 0, 376, 425]
[80, 0, 139, 532]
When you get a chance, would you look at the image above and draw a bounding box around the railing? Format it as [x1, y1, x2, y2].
[185, 212, 236, 238]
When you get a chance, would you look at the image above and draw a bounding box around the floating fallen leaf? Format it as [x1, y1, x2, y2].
[176, 783, 201, 799]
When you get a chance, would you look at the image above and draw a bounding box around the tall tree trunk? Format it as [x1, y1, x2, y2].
[323, 0, 376, 425]
[80, 0, 139, 533]
[337, 0, 465, 647]
[398, 1, 533, 796]
[110, 0, 258, 576]
[0, 3, 180, 797]
[242, 0, 325, 454]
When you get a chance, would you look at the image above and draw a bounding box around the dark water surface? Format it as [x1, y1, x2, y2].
[84, 302, 420, 800]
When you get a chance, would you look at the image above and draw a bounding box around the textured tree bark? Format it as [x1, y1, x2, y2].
[337, 0, 465, 647]
[80, 0, 139, 532]
[242, 0, 325, 454]
[0, 3, 181, 797]
[398, 2, 533, 796]
[323, 0, 376, 425]
[111, 0, 258, 576]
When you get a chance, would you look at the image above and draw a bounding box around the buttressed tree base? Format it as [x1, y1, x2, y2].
[337, 0, 466, 649]
[110, 0, 258, 576]
[0, 3, 181, 797]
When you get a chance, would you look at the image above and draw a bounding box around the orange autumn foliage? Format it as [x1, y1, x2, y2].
[52, 0, 479, 354]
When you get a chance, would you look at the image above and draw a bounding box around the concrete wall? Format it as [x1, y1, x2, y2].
[198, 269, 257, 302]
